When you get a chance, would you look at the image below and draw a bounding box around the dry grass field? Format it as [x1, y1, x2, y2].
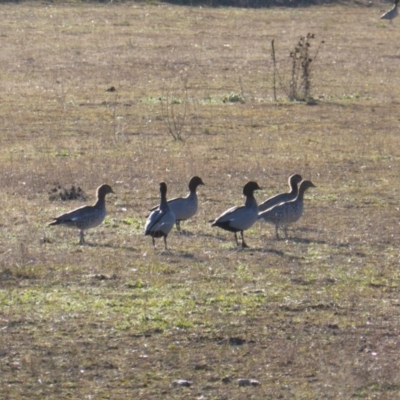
[1, 0, 400, 398]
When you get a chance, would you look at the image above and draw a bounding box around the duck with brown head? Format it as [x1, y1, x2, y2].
[210, 181, 261, 248]
[149, 176, 204, 232]
[48, 184, 115, 245]
[258, 180, 315, 239]
[258, 174, 302, 212]
[145, 182, 176, 250]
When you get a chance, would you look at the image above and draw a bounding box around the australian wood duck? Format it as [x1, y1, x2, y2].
[149, 176, 204, 231]
[381, 0, 399, 22]
[258, 180, 315, 239]
[145, 182, 176, 250]
[258, 174, 302, 212]
[210, 181, 261, 248]
[48, 184, 114, 245]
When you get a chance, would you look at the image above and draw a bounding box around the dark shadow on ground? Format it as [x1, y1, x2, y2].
[0, 0, 371, 8]
[159, 0, 369, 8]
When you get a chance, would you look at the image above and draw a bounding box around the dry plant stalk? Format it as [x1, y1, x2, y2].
[161, 77, 191, 141]
[271, 39, 277, 102]
[272, 33, 324, 102]
[289, 33, 324, 101]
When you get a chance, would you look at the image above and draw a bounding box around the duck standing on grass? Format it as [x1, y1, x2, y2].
[258, 180, 315, 239]
[149, 176, 204, 232]
[48, 184, 115, 245]
[145, 182, 176, 250]
[210, 181, 261, 248]
[258, 174, 302, 212]
[381, 0, 399, 23]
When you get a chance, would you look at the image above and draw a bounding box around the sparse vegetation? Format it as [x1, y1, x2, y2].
[222, 92, 245, 103]
[0, 2, 400, 399]
[161, 77, 192, 141]
[272, 33, 324, 101]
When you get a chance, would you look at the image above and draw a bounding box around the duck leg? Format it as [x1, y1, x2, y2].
[240, 231, 249, 248]
[152, 236, 156, 248]
[79, 230, 85, 245]
[274, 225, 280, 240]
[176, 220, 181, 232]
[234, 232, 240, 246]
[283, 226, 288, 238]
[163, 236, 168, 250]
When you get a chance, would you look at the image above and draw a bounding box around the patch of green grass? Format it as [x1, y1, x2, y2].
[222, 92, 245, 103]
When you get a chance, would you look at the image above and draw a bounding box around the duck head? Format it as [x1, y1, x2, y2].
[189, 176, 205, 192]
[289, 174, 303, 187]
[243, 181, 262, 197]
[97, 184, 115, 198]
[159, 182, 168, 196]
[298, 180, 316, 194]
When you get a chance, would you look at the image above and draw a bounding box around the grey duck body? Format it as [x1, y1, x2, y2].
[381, 0, 399, 22]
[258, 174, 302, 212]
[258, 180, 315, 239]
[210, 181, 261, 248]
[145, 182, 176, 250]
[150, 176, 204, 231]
[49, 184, 114, 244]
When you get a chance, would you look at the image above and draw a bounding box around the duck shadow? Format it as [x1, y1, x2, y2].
[281, 237, 327, 245]
[172, 230, 197, 237]
[243, 246, 287, 257]
[260, 247, 287, 257]
[207, 243, 286, 257]
[80, 242, 138, 252]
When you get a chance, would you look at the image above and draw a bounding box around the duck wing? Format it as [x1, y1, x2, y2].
[210, 205, 239, 224]
[149, 195, 186, 211]
[145, 209, 176, 235]
[49, 205, 95, 226]
[259, 192, 295, 212]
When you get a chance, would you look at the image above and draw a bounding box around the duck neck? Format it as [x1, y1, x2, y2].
[245, 194, 257, 208]
[296, 186, 308, 201]
[189, 183, 198, 194]
[95, 195, 106, 208]
[187, 190, 196, 201]
[160, 192, 169, 211]
[289, 185, 299, 195]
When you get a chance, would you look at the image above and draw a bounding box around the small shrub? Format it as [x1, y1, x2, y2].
[222, 92, 245, 103]
[271, 33, 324, 102]
[160, 77, 191, 141]
[48, 184, 86, 201]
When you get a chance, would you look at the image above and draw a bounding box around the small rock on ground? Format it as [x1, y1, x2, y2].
[171, 379, 192, 387]
[237, 378, 260, 387]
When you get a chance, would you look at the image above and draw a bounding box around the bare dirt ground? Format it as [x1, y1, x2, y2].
[1, 1, 400, 398]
